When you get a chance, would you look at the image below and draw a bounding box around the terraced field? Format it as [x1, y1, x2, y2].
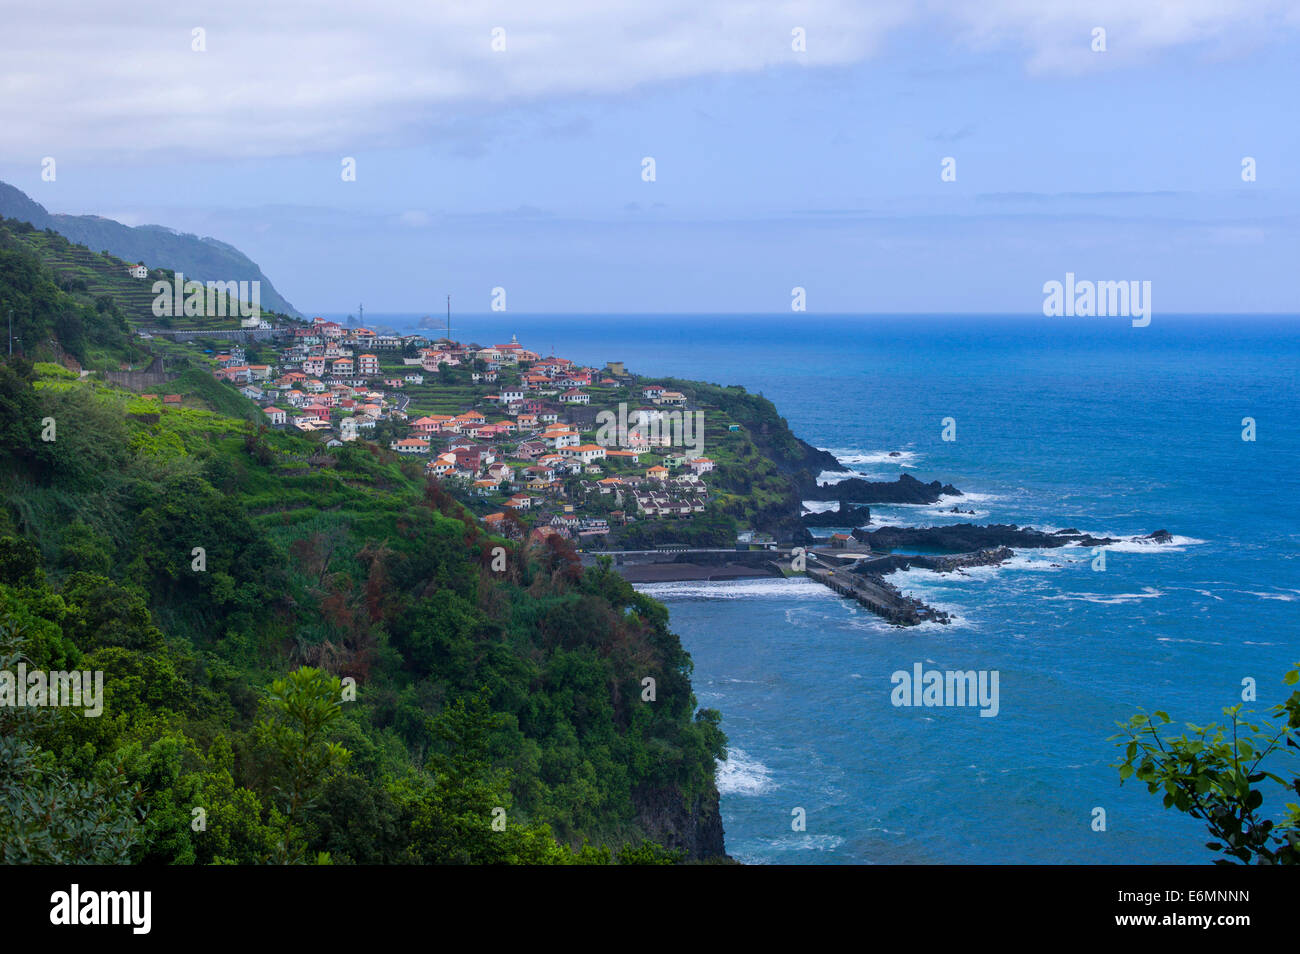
[21, 230, 261, 330]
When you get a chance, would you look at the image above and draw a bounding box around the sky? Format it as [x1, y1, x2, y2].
[1, 0, 1297, 315]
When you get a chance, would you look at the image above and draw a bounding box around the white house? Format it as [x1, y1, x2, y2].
[563, 444, 607, 464]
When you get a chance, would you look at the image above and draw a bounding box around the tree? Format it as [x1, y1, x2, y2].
[1115, 663, 1300, 864]
[257, 666, 350, 864]
[0, 618, 143, 863]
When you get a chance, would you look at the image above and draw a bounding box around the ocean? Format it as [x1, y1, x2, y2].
[339, 312, 1300, 864]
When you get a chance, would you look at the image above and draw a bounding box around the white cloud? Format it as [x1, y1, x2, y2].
[2, 0, 1296, 160]
[936, 0, 1300, 73]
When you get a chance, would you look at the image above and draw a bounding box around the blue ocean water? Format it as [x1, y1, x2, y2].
[349, 313, 1300, 864]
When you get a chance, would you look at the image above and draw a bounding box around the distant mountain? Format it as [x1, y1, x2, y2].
[0, 181, 300, 317]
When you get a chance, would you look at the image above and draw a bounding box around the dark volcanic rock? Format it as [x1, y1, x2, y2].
[798, 441, 844, 476]
[809, 564, 951, 626]
[802, 503, 872, 528]
[632, 782, 728, 861]
[852, 546, 1015, 575]
[853, 523, 1120, 551]
[806, 472, 961, 504]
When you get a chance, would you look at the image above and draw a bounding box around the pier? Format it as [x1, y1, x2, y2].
[806, 558, 951, 627]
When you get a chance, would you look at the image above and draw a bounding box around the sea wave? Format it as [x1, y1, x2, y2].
[859, 491, 1002, 527]
[633, 577, 832, 601]
[759, 833, 846, 852]
[816, 470, 866, 485]
[716, 747, 775, 796]
[1237, 590, 1299, 602]
[1056, 532, 1207, 553]
[826, 448, 922, 468]
[1044, 587, 1165, 605]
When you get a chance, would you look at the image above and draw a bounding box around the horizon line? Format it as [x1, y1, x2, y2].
[307, 310, 1300, 319]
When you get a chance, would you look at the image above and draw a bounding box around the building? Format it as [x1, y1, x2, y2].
[562, 443, 607, 464]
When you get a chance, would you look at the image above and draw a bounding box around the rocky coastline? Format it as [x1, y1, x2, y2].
[802, 471, 961, 504]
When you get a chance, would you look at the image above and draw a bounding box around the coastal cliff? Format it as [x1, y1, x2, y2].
[633, 784, 728, 861]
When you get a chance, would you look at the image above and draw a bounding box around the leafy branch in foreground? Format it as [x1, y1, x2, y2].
[1114, 663, 1300, 865]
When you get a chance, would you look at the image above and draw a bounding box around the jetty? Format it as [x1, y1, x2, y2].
[589, 544, 965, 626]
[806, 557, 952, 627]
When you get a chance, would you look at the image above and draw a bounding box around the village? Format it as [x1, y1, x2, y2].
[195, 318, 723, 547]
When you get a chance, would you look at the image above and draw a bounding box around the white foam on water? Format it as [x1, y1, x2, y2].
[934, 491, 1000, 506]
[825, 448, 923, 468]
[761, 833, 846, 852]
[634, 577, 832, 601]
[1099, 534, 1207, 553]
[716, 747, 775, 796]
[815, 470, 868, 485]
[1044, 587, 1165, 605]
[1056, 533, 1207, 553]
[860, 491, 1004, 528]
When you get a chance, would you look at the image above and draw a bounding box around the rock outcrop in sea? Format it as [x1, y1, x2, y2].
[806, 472, 961, 504]
[852, 524, 1173, 551]
[801, 503, 872, 528]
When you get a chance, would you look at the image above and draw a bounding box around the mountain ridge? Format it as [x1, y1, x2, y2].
[0, 181, 300, 317]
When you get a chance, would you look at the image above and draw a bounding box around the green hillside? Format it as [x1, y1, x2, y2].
[0, 223, 728, 865]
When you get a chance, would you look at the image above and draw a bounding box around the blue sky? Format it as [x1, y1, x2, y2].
[1, 3, 1297, 314]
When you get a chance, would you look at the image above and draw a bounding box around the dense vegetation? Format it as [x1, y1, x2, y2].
[0, 235, 726, 865]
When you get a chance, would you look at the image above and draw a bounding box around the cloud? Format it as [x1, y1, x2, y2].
[928, 123, 976, 143]
[3, 0, 1297, 160]
[938, 0, 1300, 73]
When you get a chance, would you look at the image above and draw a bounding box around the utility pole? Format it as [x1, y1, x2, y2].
[446, 294, 452, 342]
